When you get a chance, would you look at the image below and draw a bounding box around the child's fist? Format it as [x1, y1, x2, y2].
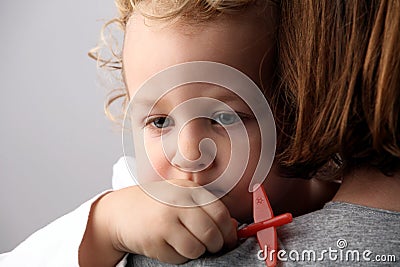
[96, 179, 237, 264]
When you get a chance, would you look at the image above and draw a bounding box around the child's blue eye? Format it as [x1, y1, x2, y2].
[212, 112, 240, 126]
[148, 117, 174, 128]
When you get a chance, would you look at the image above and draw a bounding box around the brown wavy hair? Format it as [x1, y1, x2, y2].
[277, 0, 400, 179]
[89, 0, 273, 122]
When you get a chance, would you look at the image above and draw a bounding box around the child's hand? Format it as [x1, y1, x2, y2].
[80, 179, 237, 266]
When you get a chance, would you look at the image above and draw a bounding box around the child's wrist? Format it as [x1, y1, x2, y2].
[79, 191, 126, 267]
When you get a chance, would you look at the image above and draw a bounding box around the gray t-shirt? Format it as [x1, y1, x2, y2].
[127, 202, 400, 266]
[277, 202, 400, 266]
[126, 237, 264, 266]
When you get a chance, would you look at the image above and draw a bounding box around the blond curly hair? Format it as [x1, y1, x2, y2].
[90, 0, 274, 122]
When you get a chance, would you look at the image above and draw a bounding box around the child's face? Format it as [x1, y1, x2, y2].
[123, 6, 277, 222]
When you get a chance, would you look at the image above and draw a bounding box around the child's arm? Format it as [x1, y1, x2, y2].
[79, 180, 237, 267]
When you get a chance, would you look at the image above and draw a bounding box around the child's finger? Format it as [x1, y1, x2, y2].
[165, 223, 206, 260]
[190, 188, 238, 249]
[152, 240, 189, 264]
[178, 207, 224, 253]
[201, 200, 237, 249]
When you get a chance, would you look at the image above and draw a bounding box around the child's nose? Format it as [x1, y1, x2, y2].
[171, 119, 216, 172]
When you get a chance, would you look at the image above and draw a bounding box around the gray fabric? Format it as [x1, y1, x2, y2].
[126, 237, 265, 266]
[277, 201, 400, 266]
[126, 202, 400, 266]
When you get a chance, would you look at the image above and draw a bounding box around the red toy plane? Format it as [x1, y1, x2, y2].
[237, 184, 292, 267]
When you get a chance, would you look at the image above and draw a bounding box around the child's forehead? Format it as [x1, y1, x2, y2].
[123, 8, 277, 97]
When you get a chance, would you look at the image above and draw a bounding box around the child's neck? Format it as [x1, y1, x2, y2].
[333, 168, 400, 212]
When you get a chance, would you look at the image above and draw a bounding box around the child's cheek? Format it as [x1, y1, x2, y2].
[144, 138, 171, 180]
[226, 124, 262, 221]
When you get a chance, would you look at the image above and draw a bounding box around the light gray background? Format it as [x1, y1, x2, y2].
[0, 0, 123, 252]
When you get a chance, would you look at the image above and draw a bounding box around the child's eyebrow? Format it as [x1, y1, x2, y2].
[132, 98, 157, 107]
[209, 94, 243, 104]
[133, 94, 244, 108]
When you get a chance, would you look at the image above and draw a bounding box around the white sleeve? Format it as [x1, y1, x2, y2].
[0, 156, 137, 267]
[0, 192, 110, 267]
[112, 156, 137, 190]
